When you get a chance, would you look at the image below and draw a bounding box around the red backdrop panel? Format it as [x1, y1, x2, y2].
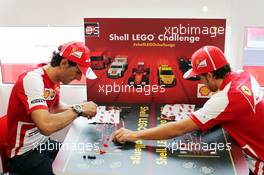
[84, 18, 226, 105]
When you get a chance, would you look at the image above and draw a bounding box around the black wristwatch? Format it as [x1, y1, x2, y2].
[72, 104, 83, 117]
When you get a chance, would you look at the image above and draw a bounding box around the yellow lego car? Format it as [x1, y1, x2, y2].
[158, 65, 176, 87]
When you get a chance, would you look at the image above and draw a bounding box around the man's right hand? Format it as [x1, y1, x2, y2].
[112, 128, 138, 144]
[81, 101, 97, 119]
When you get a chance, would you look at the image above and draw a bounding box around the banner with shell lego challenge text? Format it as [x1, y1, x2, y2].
[84, 18, 226, 105]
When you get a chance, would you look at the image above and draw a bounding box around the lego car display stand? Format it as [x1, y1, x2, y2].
[90, 50, 113, 70]
[158, 65, 176, 87]
[128, 62, 150, 87]
[107, 56, 128, 78]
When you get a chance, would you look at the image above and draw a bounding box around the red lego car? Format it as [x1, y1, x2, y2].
[90, 50, 113, 70]
[128, 62, 150, 87]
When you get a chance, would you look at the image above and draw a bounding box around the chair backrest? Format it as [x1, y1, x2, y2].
[0, 115, 7, 148]
[0, 115, 8, 173]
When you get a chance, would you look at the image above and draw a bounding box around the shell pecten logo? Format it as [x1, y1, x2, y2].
[199, 85, 210, 96]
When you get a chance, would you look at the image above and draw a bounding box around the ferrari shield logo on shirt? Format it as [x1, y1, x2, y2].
[237, 84, 255, 112]
[241, 85, 252, 96]
[43, 88, 56, 100]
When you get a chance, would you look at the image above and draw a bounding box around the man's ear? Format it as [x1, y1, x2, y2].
[60, 59, 69, 69]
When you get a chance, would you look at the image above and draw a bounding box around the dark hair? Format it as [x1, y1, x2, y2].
[50, 50, 77, 67]
[201, 63, 232, 79]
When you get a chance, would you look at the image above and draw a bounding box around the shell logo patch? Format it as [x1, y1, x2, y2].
[199, 85, 210, 96]
[241, 85, 251, 96]
[197, 84, 214, 98]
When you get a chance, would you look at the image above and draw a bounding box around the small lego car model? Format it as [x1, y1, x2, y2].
[90, 50, 113, 70]
[113, 57, 128, 69]
[107, 57, 128, 78]
[128, 62, 150, 87]
[158, 65, 176, 87]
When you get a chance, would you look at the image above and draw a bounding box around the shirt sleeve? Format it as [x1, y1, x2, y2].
[190, 83, 234, 131]
[19, 71, 48, 115]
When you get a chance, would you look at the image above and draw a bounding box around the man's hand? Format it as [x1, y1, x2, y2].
[81, 101, 97, 119]
[112, 128, 138, 144]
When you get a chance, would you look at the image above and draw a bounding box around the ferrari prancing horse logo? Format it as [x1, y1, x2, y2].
[241, 85, 252, 96]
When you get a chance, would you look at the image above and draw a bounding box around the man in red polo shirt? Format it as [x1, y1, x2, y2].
[6, 41, 98, 175]
[113, 46, 264, 175]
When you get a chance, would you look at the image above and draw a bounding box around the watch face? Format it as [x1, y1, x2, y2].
[75, 105, 82, 110]
[73, 105, 83, 114]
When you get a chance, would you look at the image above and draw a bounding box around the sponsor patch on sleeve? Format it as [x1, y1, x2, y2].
[30, 98, 45, 104]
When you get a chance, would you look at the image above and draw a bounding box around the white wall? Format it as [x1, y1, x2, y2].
[1, 0, 264, 69]
[227, 0, 264, 70]
[0, 0, 230, 26]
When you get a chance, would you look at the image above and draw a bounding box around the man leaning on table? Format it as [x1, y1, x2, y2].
[113, 45, 264, 175]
